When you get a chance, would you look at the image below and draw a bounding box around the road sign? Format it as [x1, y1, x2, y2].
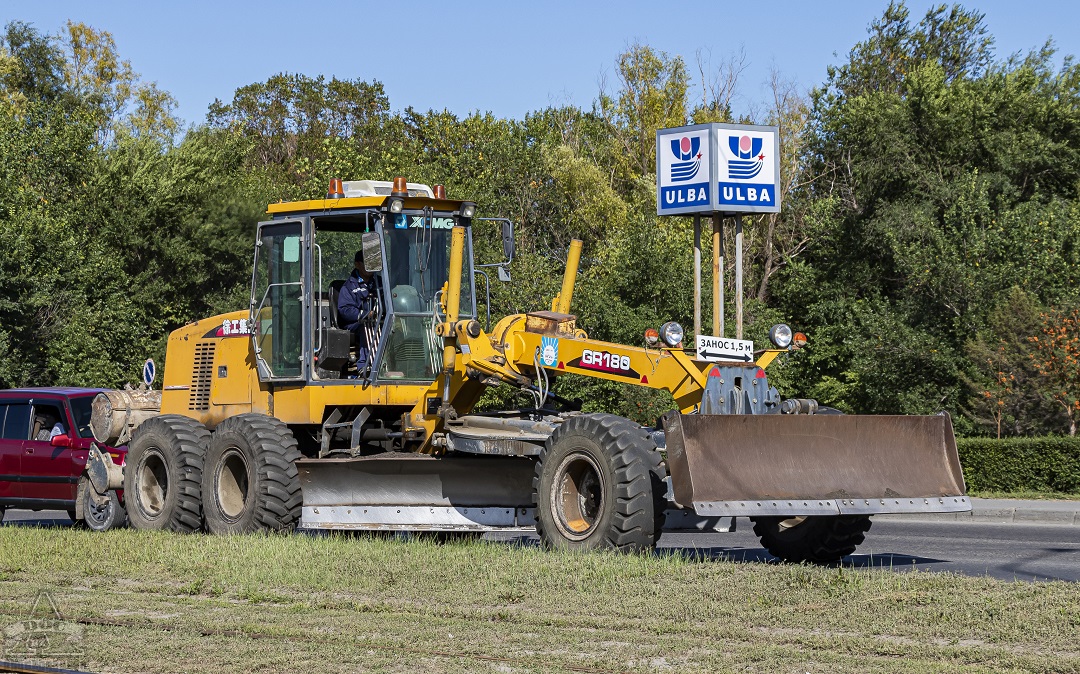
[714, 122, 780, 214]
[696, 335, 754, 363]
[656, 124, 712, 216]
[656, 122, 781, 216]
[143, 359, 156, 387]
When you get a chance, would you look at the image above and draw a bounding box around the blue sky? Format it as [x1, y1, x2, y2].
[6, 1, 1077, 129]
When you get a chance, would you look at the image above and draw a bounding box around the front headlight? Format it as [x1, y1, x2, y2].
[660, 321, 685, 347]
[769, 324, 793, 348]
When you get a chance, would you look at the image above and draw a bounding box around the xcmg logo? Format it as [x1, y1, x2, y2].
[669, 136, 702, 182]
[727, 135, 764, 180]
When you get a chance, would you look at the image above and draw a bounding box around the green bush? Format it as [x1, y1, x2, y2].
[957, 437, 1080, 493]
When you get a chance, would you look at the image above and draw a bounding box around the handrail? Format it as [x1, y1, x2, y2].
[314, 242, 323, 358]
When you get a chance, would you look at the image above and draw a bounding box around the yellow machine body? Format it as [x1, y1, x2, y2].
[144, 185, 968, 535]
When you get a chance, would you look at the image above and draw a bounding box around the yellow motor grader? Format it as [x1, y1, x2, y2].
[89, 177, 969, 563]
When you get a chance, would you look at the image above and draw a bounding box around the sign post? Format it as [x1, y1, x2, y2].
[692, 215, 702, 337]
[712, 214, 723, 337]
[656, 123, 780, 357]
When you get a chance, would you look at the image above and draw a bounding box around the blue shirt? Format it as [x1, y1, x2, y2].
[338, 269, 378, 332]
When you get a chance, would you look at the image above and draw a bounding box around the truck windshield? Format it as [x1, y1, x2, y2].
[311, 211, 474, 382]
[375, 213, 474, 381]
[382, 213, 473, 315]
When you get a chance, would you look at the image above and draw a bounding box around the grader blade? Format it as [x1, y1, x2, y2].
[296, 454, 537, 532]
[662, 412, 970, 517]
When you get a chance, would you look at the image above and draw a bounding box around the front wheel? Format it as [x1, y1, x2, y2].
[751, 515, 872, 564]
[534, 414, 666, 552]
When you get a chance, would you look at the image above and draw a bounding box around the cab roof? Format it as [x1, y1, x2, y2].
[266, 195, 467, 216]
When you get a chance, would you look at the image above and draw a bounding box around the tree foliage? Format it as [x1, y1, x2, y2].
[2, 6, 1078, 434]
[0, 22, 254, 388]
[782, 2, 1080, 433]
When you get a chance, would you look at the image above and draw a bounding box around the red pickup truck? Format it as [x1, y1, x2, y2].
[0, 388, 126, 530]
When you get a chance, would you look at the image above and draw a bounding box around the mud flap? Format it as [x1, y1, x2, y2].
[662, 412, 970, 517]
[296, 454, 538, 531]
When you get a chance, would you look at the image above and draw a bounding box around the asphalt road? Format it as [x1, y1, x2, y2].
[4, 510, 1077, 582]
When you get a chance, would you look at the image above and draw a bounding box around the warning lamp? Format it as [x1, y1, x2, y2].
[644, 328, 659, 347]
[386, 176, 407, 213]
[433, 184, 446, 199]
[792, 332, 808, 349]
[327, 178, 344, 199]
[391, 176, 408, 197]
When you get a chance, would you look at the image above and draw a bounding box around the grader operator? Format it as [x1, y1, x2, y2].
[88, 177, 969, 563]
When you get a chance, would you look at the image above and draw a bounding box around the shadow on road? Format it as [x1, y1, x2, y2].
[652, 545, 945, 569]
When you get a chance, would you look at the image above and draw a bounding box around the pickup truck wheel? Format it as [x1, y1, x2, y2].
[534, 414, 666, 552]
[124, 415, 209, 533]
[202, 414, 302, 534]
[751, 514, 872, 564]
[79, 478, 126, 532]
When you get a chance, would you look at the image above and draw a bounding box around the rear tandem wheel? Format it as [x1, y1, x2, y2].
[201, 414, 303, 534]
[124, 415, 209, 533]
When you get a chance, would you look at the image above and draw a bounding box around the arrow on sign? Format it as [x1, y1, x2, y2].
[700, 351, 752, 362]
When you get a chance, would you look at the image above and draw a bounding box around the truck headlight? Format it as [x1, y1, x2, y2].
[769, 324, 793, 348]
[660, 321, 684, 347]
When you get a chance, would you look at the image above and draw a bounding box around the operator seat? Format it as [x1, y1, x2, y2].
[328, 279, 347, 329]
[318, 279, 354, 377]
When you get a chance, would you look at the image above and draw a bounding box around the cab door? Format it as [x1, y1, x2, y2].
[251, 219, 308, 382]
[0, 400, 30, 502]
[21, 397, 77, 503]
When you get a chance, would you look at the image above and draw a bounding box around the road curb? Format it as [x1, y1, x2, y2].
[877, 498, 1080, 525]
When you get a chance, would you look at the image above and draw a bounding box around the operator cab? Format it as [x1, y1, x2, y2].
[250, 178, 478, 386]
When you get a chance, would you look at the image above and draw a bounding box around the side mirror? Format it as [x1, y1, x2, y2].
[50, 434, 72, 448]
[501, 220, 514, 261]
[361, 231, 383, 272]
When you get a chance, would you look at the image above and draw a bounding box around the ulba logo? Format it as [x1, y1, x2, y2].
[669, 136, 701, 182]
[727, 135, 764, 180]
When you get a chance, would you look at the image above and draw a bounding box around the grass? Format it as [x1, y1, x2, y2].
[968, 490, 1080, 501]
[1, 527, 1078, 673]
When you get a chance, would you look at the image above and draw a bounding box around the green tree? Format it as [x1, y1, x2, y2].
[207, 72, 389, 190]
[963, 287, 1060, 437]
[599, 43, 689, 183]
[778, 3, 1080, 429]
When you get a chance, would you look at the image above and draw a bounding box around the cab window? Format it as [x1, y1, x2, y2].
[0, 403, 31, 440]
[253, 221, 305, 378]
[31, 402, 65, 441]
